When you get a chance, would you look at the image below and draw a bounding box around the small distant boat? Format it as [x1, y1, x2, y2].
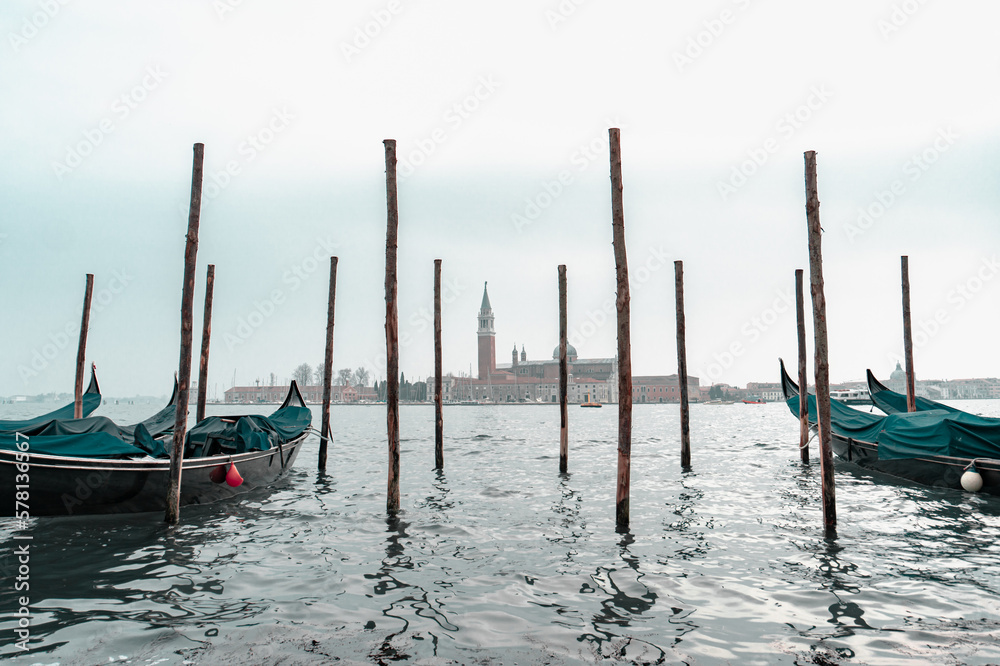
[581, 401, 602, 408]
[830, 388, 872, 405]
[742, 397, 765, 404]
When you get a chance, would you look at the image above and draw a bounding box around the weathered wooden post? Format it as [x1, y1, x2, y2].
[675, 261, 691, 468]
[558, 264, 568, 473]
[319, 256, 338, 471]
[804, 150, 836, 534]
[384, 139, 400, 515]
[795, 268, 810, 464]
[196, 264, 215, 423]
[74, 273, 94, 419]
[434, 258, 444, 469]
[165, 142, 204, 525]
[901, 255, 916, 412]
[609, 128, 633, 531]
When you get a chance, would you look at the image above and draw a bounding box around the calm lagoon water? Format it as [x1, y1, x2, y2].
[3, 400, 1000, 664]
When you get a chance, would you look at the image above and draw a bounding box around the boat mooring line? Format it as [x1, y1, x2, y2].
[306, 426, 330, 443]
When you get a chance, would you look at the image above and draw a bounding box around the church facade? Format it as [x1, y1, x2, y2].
[437, 283, 698, 404]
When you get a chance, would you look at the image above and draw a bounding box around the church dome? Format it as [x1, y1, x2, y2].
[552, 343, 578, 360]
[890, 361, 906, 382]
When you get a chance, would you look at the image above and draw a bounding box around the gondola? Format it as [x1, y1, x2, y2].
[5, 369, 179, 457]
[1, 382, 311, 516]
[780, 359, 1000, 496]
[866, 369, 969, 417]
[0, 365, 102, 435]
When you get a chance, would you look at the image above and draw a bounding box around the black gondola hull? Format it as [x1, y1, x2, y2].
[779, 358, 1000, 497]
[829, 433, 1000, 496]
[1, 436, 304, 516]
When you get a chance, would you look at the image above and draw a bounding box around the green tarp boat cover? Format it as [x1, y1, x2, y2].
[1, 409, 175, 458]
[0, 382, 310, 460]
[0, 386, 101, 434]
[0, 377, 179, 458]
[872, 390, 963, 416]
[787, 392, 1000, 461]
[0, 406, 308, 460]
[185, 404, 312, 458]
[867, 372, 964, 416]
[0, 431, 150, 458]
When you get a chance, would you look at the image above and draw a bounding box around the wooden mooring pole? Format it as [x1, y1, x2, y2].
[558, 264, 568, 473]
[795, 268, 809, 464]
[74, 273, 94, 419]
[319, 256, 338, 471]
[901, 255, 916, 412]
[675, 261, 691, 468]
[384, 139, 400, 515]
[434, 258, 444, 469]
[609, 128, 633, 531]
[165, 142, 204, 525]
[196, 264, 215, 423]
[804, 150, 836, 534]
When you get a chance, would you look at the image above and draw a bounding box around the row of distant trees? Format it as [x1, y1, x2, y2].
[291, 363, 370, 388]
[287, 364, 427, 400]
[371, 372, 427, 401]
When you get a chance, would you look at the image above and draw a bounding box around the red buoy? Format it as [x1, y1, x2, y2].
[209, 464, 227, 484]
[226, 462, 244, 487]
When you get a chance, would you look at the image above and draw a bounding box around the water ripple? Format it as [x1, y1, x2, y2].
[3, 402, 1000, 664]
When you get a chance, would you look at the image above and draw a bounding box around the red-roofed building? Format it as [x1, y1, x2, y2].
[433, 283, 699, 404]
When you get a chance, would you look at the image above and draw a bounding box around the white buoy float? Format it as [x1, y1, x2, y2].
[961, 462, 984, 493]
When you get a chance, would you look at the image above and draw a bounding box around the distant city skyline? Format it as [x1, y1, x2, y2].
[3, 1, 999, 396]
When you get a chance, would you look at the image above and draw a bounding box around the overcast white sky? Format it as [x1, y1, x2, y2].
[2, 0, 999, 397]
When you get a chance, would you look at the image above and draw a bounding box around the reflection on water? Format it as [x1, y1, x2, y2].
[366, 517, 414, 662]
[580, 530, 669, 663]
[419, 468, 453, 513]
[549, 472, 587, 560]
[2, 402, 1000, 664]
[660, 471, 709, 561]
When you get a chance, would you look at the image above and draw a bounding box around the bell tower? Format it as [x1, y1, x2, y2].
[477, 282, 496, 380]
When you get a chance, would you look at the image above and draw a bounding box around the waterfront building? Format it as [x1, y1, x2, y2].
[225, 383, 376, 404]
[434, 283, 699, 404]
